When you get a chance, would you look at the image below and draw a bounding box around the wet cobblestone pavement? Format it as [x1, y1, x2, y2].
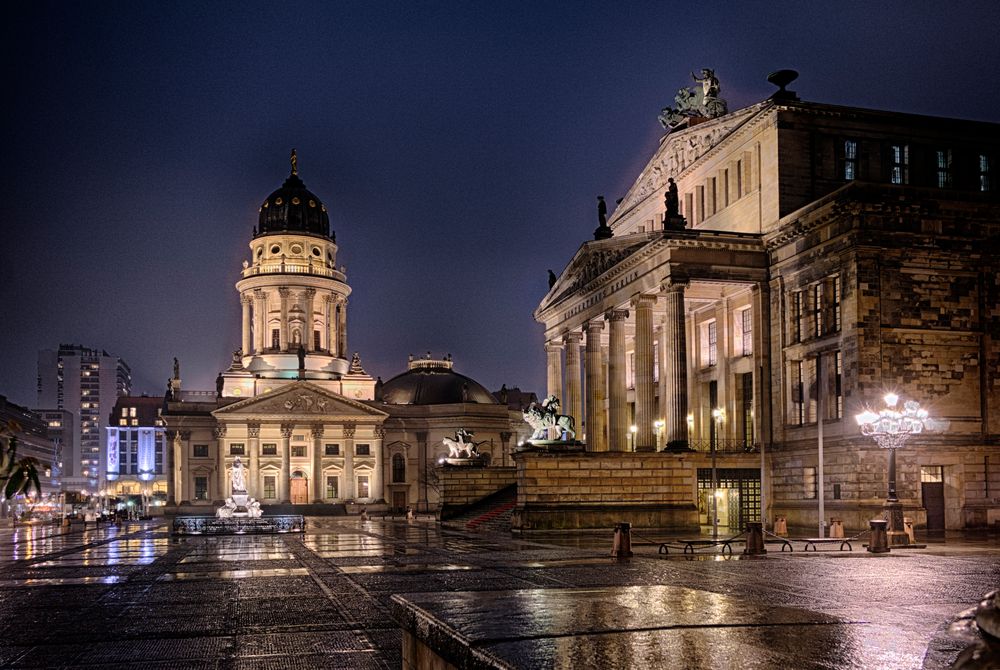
[0, 519, 996, 668]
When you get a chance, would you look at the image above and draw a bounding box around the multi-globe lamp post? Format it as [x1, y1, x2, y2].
[854, 392, 929, 546]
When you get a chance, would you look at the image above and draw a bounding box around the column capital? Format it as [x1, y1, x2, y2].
[631, 293, 658, 308]
[241, 293, 253, 305]
[179, 430, 191, 440]
[253, 288, 266, 299]
[562, 331, 583, 345]
[585, 319, 605, 333]
[213, 424, 227, 439]
[280, 423, 294, 438]
[343, 421, 357, 438]
[278, 287, 291, 298]
[247, 421, 260, 438]
[310, 423, 324, 438]
[374, 426, 387, 439]
[303, 288, 316, 297]
[544, 340, 563, 351]
[605, 309, 630, 322]
[164, 430, 177, 441]
[661, 277, 690, 293]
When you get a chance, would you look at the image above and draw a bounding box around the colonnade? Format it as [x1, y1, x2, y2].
[545, 281, 690, 452]
[240, 288, 347, 356]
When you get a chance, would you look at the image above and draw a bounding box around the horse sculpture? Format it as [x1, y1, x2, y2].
[523, 396, 576, 441]
[442, 428, 482, 459]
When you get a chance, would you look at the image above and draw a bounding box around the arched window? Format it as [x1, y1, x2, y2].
[392, 453, 406, 483]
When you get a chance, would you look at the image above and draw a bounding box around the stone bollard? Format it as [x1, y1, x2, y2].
[774, 516, 788, 536]
[903, 517, 915, 544]
[830, 518, 844, 538]
[611, 522, 633, 559]
[867, 519, 890, 553]
[744, 521, 767, 555]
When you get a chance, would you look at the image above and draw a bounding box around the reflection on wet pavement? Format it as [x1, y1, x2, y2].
[0, 518, 994, 668]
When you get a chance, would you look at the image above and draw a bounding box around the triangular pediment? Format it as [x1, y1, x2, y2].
[537, 235, 658, 315]
[212, 381, 388, 421]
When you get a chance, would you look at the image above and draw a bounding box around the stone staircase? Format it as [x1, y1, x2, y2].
[444, 484, 516, 533]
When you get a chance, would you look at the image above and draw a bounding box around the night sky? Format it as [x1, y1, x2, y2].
[3, 1, 999, 407]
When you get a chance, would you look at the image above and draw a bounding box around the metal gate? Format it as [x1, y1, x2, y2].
[697, 468, 761, 531]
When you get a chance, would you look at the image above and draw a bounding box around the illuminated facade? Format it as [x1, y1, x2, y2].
[538, 81, 1000, 530]
[103, 396, 167, 502]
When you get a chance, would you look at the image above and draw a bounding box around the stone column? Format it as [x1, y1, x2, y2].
[373, 427, 386, 502]
[499, 431, 512, 467]
[607, 309, 629, 451]
[279, 423, 293, 503]
[338, 300, 348, 358]
[278, 288, 290, 351]
[164, 430, 176, 505]
[325, 297, 336, 354]
[178, 430, 191, 503]
[632, 294, 657, 451]
[253, 289, 266, 353]
[563, 331, 583, 432]
[304, 288, 316, 352]
[416, 431, 428, 511]
[311, 424, 324, 502]
[585, 319, 607, 451]
[662, 281, 689, 448]
[343, 422, 356, 499]
[214, 424, 227, 503]
[247, 421, 260, 497]
[545, 341, 563, 402]
[241, 295, 252, 357]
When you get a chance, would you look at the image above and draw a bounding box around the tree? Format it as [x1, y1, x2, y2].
[1, 421, 42, 502]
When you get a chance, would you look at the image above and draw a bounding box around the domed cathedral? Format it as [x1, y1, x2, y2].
[161, 153, 530, 516]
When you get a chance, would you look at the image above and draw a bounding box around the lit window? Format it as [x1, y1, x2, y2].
[326, 476, 338, 499]
[194, 477, 209, 500]
[981, 154, 993, 192]
[262, 443, 277, 455]
[119, 419, 127, 426]
[263, 476, 276, 499]
[936, 149, 952, 188]
[324, 443, 340, 456]
[131, 419, 138, 426]
[741, 308, 752, 356]
[843, 140, 858, 180]
[890, 143, 909, 184]
[357, 475, 370, 498]
[813, 284, 824, 337]
[230, 443, 245, 456]
[355, 444, 370, 456]
[291, 445, 305, 457]
[121, 407, 128, 417]
[706, 321, 717, 367]
[833, 351, 843, 419]
[129, 407, 136, 418]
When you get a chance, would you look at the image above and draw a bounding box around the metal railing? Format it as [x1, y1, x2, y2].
[686, 438, 759, 454]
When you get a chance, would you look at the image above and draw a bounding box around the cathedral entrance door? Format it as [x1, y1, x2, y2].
[392, 491, 407, 513]
[290, 477, 309, 504]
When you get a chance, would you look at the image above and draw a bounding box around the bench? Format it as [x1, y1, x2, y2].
[658, 539, 735, 556]
[802, 537, 853, 551]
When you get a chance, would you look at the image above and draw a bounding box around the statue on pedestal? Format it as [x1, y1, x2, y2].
[231, 456, 247, 493]
[442, 429, 482, 459]
[523, 396, 577, 441]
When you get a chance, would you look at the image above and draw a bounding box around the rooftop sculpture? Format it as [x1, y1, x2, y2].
[658, 68, 729, 131]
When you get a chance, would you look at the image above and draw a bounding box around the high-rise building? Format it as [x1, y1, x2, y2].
[37, 344, 131, 489]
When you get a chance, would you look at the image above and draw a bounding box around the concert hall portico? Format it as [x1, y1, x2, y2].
[536, 230, 769, 454]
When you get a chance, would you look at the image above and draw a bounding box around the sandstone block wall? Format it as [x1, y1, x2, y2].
[437, 466, 516, 510]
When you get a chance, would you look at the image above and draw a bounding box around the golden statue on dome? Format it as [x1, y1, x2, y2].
[290, 148, 298, 175]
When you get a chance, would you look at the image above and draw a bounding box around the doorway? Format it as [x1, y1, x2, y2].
[697, 468, 761, 531]
[392, 491, 407, 513]
[290, 476, 309, 504]
[921, 465, 945, 532]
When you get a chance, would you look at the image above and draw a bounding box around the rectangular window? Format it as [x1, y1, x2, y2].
[890, 143, 909, 185]
[936, 149, 953, 188]
[326, 476, 338, 499]
[741, 308, 752, 356]
[121, 407, 128, 417]
[708, 381, 719, 451]
[129, 407, 136, 417]
[355, 444, 370, 456]
[324, 443, 340, 456]
[131, 419, 138, 426]
[813, 284, 824, 336]
[981, 154, 993, 192]
[736, 159, 743, 197]
[741, 372, 754, 447]
[263, 476, 276, 499]
[230, 443, 245, 456]
[708, 177, 717, 215]
[722, 168, 730, 207]
[831, 276, 841, 332]
[262, 443, 277, 456]
[793, 360, 805, 426]
[834, 350, 843, 419]
[271, 328, 280, 349]
[920, 465, 944, 483]
[313, 330, 322, 350]
[193, 444, 209, 458]
[707, 321, 717, 367]
[792, 291, 802, 343]
[357, 475, 370, 498]
[194, 476, 209, 500]
[803, 466, 817, 499]
[291, 445, 305, 458]
[844, 139, 858, 180]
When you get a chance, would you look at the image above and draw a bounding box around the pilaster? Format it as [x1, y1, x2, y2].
[279, 423, 293, 503]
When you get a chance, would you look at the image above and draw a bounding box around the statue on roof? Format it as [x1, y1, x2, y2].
[290, 148, 298, 175]
[658, 68, 728, 131]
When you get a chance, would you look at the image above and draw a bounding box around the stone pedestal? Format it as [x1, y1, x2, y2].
[884, 501, 909, 546]
[868, 519, 889, 553]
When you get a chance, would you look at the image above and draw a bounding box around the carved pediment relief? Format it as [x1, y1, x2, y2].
[543, 238, 651, 309]
[213, 381, 387, 419]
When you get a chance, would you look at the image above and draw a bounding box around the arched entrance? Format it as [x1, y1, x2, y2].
[290, 471, 309, 504]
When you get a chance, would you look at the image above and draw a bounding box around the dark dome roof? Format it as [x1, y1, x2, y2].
[257, 173, 333, 240]
[381, 364, 498, 405]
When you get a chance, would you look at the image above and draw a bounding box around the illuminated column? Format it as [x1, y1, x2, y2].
[241, 294, 252, 356]
[632, 294, 657, 451]
[178, 430, 191, 503]
[372, 427, 385, 501]
[312, 424, 324, 502]
[278, 288, 290, 351]
[214, 425, 227, 502]
[662, 280, 689, 448]
[337, 300, 348, 358]
[585, 319, 606, 451]
[563, 331, 583, 430]
[279, 423, 293, 503]
[253, 289, 266, 353]
[607, 309, 629, 451]
[343, 422, 356, 499]
[164, 430, 176, 505]
[325, 296, 336, 354]
[247, 421, 260, 496]
[304, 288, 316, 352]
[545, 341, 563, 402]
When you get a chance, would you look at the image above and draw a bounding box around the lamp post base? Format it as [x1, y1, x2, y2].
[883, 500, 909, 546]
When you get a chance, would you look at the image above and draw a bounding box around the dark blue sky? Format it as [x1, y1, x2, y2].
[3, 1, 999, 406]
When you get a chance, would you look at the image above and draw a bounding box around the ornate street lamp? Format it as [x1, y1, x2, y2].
[855, 393, 930, 546]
